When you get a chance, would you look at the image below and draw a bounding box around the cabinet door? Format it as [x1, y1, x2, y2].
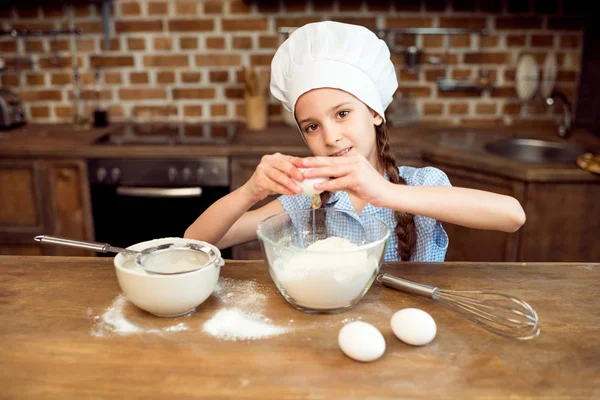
[46, 160, 94, 256]
[229, 156, 278, 260]
[0, 159, 50, 251]
[427, 164, 524, 262]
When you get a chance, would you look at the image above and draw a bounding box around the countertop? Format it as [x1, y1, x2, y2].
[1, 256, 599, 399]
[1, 122, 600, 182]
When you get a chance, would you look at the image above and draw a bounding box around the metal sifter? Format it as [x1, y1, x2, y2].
[34, 235, 220, 275]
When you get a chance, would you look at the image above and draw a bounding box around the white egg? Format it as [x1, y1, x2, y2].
[338, 321, 386, 362]
[391, 308, 437, 346]
[294, 168, 328, 197]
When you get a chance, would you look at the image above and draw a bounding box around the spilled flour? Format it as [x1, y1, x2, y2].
[202, 308, 289, 341]
[90, 294, 189, 337]
[205, 277, 292, 341]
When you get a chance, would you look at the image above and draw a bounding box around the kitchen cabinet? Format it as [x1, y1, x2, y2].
[0, 159, 94, 256]
[425, 162, 600, 262]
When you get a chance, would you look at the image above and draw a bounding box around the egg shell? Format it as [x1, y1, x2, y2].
[391, 308, 437, 346]
[294, 168, 328, 197]
[338, 321, 386, 362]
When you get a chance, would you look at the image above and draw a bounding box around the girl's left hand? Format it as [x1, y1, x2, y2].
[297, 155, 390, 206]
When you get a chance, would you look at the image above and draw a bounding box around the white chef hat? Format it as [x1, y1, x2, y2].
[270, 21, 398, 123]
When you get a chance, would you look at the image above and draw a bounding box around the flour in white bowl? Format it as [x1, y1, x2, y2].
[272, 237, 379, 309]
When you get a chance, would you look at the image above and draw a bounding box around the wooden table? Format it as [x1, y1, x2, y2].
[1, 256, 599, 399]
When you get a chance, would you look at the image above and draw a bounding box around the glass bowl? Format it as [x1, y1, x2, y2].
[257, 208, 390, 314]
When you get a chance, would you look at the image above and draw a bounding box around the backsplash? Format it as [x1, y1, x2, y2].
[0, 0, 584, 127]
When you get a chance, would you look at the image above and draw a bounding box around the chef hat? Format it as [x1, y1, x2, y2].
[270, 21, 398, 122]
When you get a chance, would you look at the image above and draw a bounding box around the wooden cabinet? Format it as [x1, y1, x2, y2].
[0, 159, 94, 256]
[424, 162, 600, 262]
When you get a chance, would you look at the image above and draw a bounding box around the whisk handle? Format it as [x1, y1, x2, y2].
[380, 274, 436, 299]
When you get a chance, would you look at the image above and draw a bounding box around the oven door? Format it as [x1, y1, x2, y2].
[90, 184, 231, 258]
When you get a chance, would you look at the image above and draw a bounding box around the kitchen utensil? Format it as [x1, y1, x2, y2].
[577, 153, 600, 174]
[257, 208, 390, 314]
[540, 52, 557, 99]
[404, 46, 421, 73]
[34, 235, 217, 276]
[0, 88, 26, 129]
[379, 273, 541, 340]
[515, 54, 539, 102]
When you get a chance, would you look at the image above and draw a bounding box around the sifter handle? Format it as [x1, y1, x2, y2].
[379, 273, 437, 299]
[34, 235, 126, 254]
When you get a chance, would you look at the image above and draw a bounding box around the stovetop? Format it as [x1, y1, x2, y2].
[93, 122, 240, 146]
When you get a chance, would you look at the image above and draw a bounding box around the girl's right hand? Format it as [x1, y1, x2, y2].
[241, 153, 305, 203]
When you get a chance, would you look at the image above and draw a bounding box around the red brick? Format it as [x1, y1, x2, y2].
[0, 41, 17, 53]
[24, 40, 45, 52]
[452, 70, 472, 80]
[131, 105, 177, 118]
[210, 71, 229, 83]
[480, 35, 499, 48]
[230, 1, 251, 13]
[235, 103, 245, 118]
[464, 52, 510, 64]
[54, 106, 72, 119]
[268, 103, 282, 116]
[423, 35, 444, 48]
[51, 73, 71, 85]
[105, 72, 122, 84]
[183, 105, 204, 117]
[168, 19, 214, 32]
[257, 1, 279, 12]
[423, 52, 459, 65]
[91, 55, 135, 68]
[440, 17, 486, 29]
[548, 17, 584, 30]
[449, 35, 471, 48]
[120, 2, 141, 16]
[175, 1, 197, 14]
[232, 36, 252, 49]
[77, 39, 96, 52]
[108, 105, 125, 118]
[156, 71, 175, 84]
[504, 69, 516, 82]
[129, 72, 149, 84]
[449, 103, 470, 114]
[73, 22, 103, 34]
[496, 17, 543, 30]
[196, 54, 241, 66]
[386, 17, 433, 28]
[506, 35, 526, 47]
[102, 38, 121, 52]
[42, 7, 63, 18]
[20, 90, 62, 102]
[211, 104, 228, 117]
[127, 38, 146, 51]
[206, 37, 225, 49]
[250, 54, 274, 66]
[438, 90, 482, 98]
[67, 89, 112, 102]
[460, 118, 505, 127]
[398, 70, 420, 82]
[144, 55, 188, 67]
[205, 0, 223, 14]
[560, 35, 582, 48]
[259, 35, 279, 49]
[283, 0, 308, 12]
[275, 17, 321, 29]
[172, 88, 216, 99]
[490, 87, 517, 98]
[74, 4, 92, 17]
[425, 69, 445, 82]
[38, 56, 84, 69]
[503, 103, 521, 115]
[26, 74, 45, 86]
[180, 37, 198, 49]
[475, 103, 497, 114]
[12, 22, 54, 31]
[116, 20, 163, 33]
[119, 88, 167, 100]
[30, 106, 50, 119]
[225, 87, 244, 99]
[181, 71, 202, 83]
[423, 102, 444, 115]
[396, 86, 432, 98]
[556, 70, 578, 82]
[148, 2, 169, 15]
[153, 37, 173, 50]
[222, 18, 268, 31]
[531, 35, 554, 47]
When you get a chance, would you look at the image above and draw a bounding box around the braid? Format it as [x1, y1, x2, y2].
[316, 124, 416, 261]
[375, 123, 416, 261]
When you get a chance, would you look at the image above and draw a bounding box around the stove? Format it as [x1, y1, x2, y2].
[93, 122, 240, 146]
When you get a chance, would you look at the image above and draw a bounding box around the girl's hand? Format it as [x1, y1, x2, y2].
[241, 153, 305, 203]
[299, 155, 390, 206]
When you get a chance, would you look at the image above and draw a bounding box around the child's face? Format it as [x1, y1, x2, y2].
[294, 88, 384, 168]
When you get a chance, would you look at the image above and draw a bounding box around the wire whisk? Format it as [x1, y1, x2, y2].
[378, 273, 541, 340]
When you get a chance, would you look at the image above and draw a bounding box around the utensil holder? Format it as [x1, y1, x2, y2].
[245, 94, 267, 131]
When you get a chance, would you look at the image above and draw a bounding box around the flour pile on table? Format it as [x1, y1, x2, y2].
[90, 295, 189, 337]
[205, 277, 292, 341]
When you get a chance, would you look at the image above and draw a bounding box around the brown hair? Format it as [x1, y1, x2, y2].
[318, 123, 416, 260]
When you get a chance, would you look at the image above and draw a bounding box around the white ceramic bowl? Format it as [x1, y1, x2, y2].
[113, 237, 223, 317]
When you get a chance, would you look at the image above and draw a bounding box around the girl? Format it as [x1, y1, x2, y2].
[185, 21, 526, 262]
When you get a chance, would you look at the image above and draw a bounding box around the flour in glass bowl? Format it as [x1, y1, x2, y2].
[272, 237, 379, 309]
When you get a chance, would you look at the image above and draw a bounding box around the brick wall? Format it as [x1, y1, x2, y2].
[0, 0, 584, 127]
